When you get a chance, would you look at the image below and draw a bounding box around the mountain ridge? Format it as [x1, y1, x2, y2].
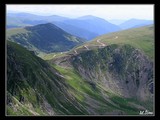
[62, 16, 121, 35]
[7, 13, 121, 40]
[7, 41, 89, 115]
[6, 23, 85, 54]
[7, 40, 153, 115]
[7, 24, 154, 115]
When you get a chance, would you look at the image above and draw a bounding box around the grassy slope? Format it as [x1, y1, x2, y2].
[49, 63, 152, 115]
[7, 25, 154, 115]
[75, 25, 154, 60]
[6, 28, 44, 55]
[42, 25, 154, 61]
[7, 41, 88, 115]
[45, 25, 154, 115]
[7, 42, 148, 115]
[70, 44, 153, 111]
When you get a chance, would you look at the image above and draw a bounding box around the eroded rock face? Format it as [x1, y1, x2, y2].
[71, 44, 153, 101]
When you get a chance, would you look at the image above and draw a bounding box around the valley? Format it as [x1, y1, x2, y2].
[6, 5, 154, 116]
[7, 24, 154, 115]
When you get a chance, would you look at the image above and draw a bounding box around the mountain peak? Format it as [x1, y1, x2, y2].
[7, 23, 85, 53]
[38, 22, 55, 27]
[77, 15, 112, 24]
[79, 15, 96, 18]
[24, 23, 61, 31]
[77, 15, 102, 20]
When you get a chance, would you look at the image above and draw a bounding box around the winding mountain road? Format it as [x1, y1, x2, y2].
[53, 55, 56, 58]
[84, 45, 89, 50]
[97, 39, 106, 46]
[73, 36, 118, 55]
[74, 50, 78, 54]
[114, 36, 118, 39]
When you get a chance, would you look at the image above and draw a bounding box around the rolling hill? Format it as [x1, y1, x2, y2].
[6, 23, 85, 54]
[71, 25, 154, 60]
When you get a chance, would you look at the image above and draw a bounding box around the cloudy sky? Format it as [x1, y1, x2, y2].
[7, 4, 154, 20]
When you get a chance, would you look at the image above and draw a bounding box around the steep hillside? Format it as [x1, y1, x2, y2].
[7, 25, 154, 115]
[8, 41, 150, 116]
[48, 25, 154, 114]
[7, 41, 88, 115]
[48, 45, 153, 115]
[6, 23, 85, 54]
[70, 44, 153, 101]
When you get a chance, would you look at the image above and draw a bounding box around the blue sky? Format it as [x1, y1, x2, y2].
[7, 4, 154, 20]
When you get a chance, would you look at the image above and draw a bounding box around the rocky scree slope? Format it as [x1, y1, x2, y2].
[70, 44, 153, 102]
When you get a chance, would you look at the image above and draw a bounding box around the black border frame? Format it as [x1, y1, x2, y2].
[1, 1, 160, 119]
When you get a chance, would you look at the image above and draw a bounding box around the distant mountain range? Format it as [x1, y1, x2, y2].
[6, 23, 85, 54]
[53, 21, 99, 40]
[7, 12, 153, 40]
[119, 18, 153, 30]
[7, 12, 69, 22]
[64, 15, 121, 35]
[108, 19, 127, 25]
[7, 13, 121, 40]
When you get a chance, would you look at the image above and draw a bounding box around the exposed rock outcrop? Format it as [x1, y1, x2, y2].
[71, 44, 153, 101]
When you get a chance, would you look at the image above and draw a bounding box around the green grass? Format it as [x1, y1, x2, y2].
[7, 41, 76, 115]
[52, 64, 92, 95]
[75, 25, 154, 60]
[51, 64, 147, 115]
[109, 96, 139, 114]
[6, 24, 85, 54]
[41, 25, 154, 61]
[7, 24, 154, 115]
[6, 28, 30, 37]
[52, 64, 114, 112]
[7, 95, 39, 115]
[39, 52, 69, 60]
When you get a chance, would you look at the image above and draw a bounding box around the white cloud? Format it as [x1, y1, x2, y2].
[6, 4, 154, 20]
